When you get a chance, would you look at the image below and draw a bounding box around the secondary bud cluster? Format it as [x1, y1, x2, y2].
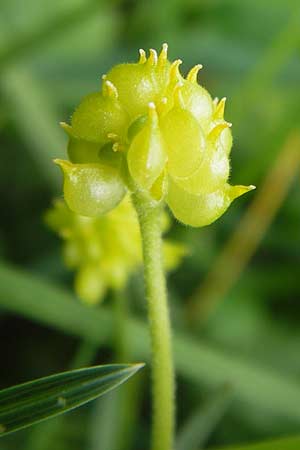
[56, 44, 254, 227]
[45, 197, 185, 304]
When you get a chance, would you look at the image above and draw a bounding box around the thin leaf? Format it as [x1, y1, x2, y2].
[176, 384, 233, 450]
[0, 363, 144, 437]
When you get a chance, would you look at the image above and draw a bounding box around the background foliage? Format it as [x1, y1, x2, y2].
[0, 1, 300, 449]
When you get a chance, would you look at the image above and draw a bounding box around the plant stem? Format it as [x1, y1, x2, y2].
[132, 194, 175, 450]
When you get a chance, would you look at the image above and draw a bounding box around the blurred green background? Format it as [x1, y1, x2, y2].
[0, 1, 300, 449]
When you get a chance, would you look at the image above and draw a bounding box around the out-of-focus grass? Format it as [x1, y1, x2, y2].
[0, 1, 300, 449]
[186, 130, 300, 325]
[0, 65, 64, 189]
[214, 434, 300, 450]
[1, 263, 300, 427]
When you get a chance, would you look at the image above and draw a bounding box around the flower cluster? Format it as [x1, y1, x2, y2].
[55, 44, 254, 226]
[45, 197, 185, 304]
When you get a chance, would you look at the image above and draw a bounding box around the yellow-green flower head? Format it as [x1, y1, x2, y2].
[55, 44, 254, 227]
[45, 197, 185, 304]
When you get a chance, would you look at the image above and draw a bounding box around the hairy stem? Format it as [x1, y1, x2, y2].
[132, 194, 175, 450]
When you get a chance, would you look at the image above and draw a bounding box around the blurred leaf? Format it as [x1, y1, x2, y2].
[186, 130, 300, 325]
[213, 434, 300, 450]
[0, 363, 144, 437]
[1, 263, 300, 425]
[90, 391, 120, 450]
[231, 5, 300, 120]
[0, 64, 64, 190]
[90, 377, 143, 450]
[176, 384, 233, 450]
[0, 0, 106, 66]
[69, 340, 99, 370]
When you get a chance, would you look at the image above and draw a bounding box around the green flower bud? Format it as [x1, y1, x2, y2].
[56, 44, 254, 226]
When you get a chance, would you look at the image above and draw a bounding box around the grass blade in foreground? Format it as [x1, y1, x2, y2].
[0, 363, 144, 437]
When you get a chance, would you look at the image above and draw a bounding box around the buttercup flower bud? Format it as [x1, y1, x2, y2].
[56, 44, 254, 227]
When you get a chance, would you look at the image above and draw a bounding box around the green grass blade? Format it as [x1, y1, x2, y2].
[212, 435, 300, 450]
[0, 363, 144, 437]
[176, 384, 233, 450]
